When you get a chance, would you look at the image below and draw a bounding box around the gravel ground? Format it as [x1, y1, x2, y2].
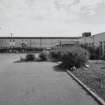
[72, 60, 105, 101]
[0, 54, 99, 105]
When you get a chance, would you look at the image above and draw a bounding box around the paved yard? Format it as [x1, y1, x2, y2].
[0, 54, 99, 105]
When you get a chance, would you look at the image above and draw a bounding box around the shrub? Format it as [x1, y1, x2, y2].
[81, 44, 100, 60]
[25, 53, 35, 61]
[60, 53, 75, 69]
[101, 54, 105, 60]
[50, 46, 89, 69]
[39, 52, 48, 61]
[62, 47, 89, 68]
[49, 51, 62, 62]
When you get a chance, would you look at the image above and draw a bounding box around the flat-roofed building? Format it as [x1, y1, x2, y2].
[0, 36, 80, 52]
[53, 40, 79, 49]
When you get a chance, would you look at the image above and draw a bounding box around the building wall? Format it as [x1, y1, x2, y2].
[79, 32, 105, 56]
[52, 40, 80, 49]
[0, 37, 80, 49]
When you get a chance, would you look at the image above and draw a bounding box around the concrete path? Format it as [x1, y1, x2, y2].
[0, 54, 99, 105]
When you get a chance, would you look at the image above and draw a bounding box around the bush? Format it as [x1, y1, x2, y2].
[39, 52, 48, 61]
[60, 53, 75, 69]
[49, 51, 62, 61]
[50, 46, 89, 69]
[25, 53, 35, 61]
[62, 47, 89, 68]
[101, 54, 105, 60]
[81, 44, 100, 60]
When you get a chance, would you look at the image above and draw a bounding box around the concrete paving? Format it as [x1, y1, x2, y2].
[0, 54, 99, 105]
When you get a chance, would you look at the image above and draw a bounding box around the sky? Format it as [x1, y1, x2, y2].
[0, 0, 105, 37]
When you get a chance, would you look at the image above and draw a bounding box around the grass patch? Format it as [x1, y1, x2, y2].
[71, 60, 105, 101]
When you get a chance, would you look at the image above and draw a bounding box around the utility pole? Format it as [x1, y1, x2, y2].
[59, 40, 62, 48]
[11, 33, 14, 40]
[30, 40, 31, 48]
[40, 37, 42, 48]
[9, 33, 13, 53]
[10, 33, 12, 43]
[93, 35, 95, 47]
[11, 33, 13, 38]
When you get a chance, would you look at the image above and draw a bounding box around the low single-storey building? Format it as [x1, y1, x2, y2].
[0, 36, 80, 52]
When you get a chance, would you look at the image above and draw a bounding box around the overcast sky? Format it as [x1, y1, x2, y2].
[0, 0, 105, 37]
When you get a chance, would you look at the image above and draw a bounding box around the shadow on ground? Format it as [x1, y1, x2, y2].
[14, 60, 36, 63]
[14, 59, 48, 63]
[53, 64, 67, 72]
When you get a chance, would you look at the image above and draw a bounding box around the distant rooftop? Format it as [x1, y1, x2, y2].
[92, 32, 105, 36]
[0, 36, 81, 39]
